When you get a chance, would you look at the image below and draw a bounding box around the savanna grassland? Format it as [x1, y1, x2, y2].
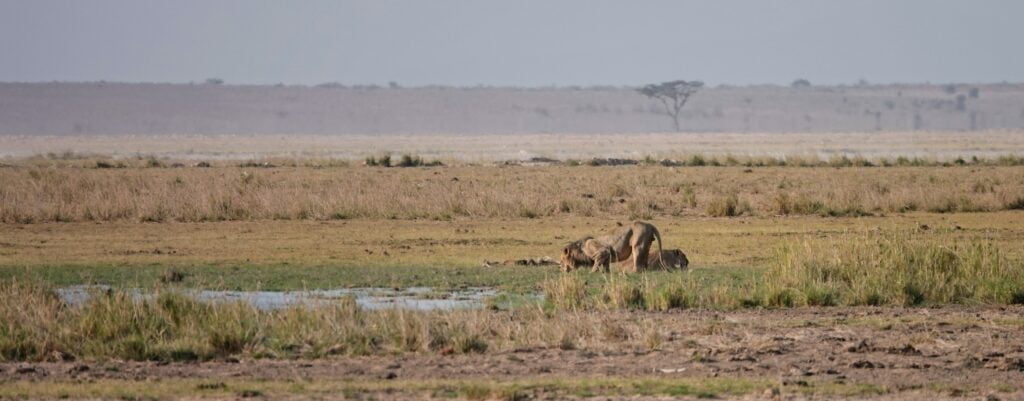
[3, 158, 1024, 223]
[3, 136, 1024, 400]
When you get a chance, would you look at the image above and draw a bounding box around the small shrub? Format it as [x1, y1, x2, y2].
[645, 285, 689, 311]
[681, 187, 697, 208]
[706, 193, 747, 217]
[1010, 290, 1024, 305]
[972, 180, 995, 193]
[1006, 197, 1024, 210]
[558, 200, 572, 213]
[542, 275, 587, 310]
[766, 289, 798, 307]
[928, 197, 984, 213]
[160, 270, 186, 284]
[828, 155, 853, 168]
[608, 184, 630, 198]
[804, 286, 838, 306]
[516, 207, 538, 219]
[902, 283, 926, 306]
[95, 161, 124, 169]
[397, 154, 422, 167]
[238, 161, 274, 168]
[558, 335, 576, 350]
[238, 390, 263, 398]
[600, 277, 645, 310]
[453, 333, 488, 354]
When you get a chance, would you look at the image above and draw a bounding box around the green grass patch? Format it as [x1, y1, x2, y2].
[0, 262, 552, 292]
[764, 232, 1024, 306]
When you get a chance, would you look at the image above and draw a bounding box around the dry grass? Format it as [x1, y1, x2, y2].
[2, 164, 1024, 223]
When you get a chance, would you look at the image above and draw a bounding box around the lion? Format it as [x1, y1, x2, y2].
[621, 248, 689, 271]
[559, 237, 617, 273]
[561, 221, 663, 273]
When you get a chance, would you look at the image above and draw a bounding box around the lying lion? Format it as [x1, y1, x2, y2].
[620, 248, 689, 271]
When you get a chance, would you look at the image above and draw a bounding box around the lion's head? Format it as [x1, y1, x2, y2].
[560, 237, 593, 272]
[657, 249, 689, 270]
[672, 249, 689, 270]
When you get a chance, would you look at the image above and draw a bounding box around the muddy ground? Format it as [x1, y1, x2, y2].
[3, 307, 1023, 400]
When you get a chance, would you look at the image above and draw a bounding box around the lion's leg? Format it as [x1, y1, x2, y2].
[630, 246, 640, 273]
[634, 242, 650, 272]
[604, 249, 614, 273]
[590, 250, 608, 273]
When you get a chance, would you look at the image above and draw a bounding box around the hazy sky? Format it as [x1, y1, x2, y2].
[1, 0, 1021, 86]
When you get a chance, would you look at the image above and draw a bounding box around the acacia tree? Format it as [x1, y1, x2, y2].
[637, 80, 703, 131]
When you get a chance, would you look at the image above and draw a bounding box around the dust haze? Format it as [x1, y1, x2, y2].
[2, 82, 1023, 136]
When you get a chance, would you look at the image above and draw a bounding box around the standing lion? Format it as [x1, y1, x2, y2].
[560, 221, 664, 273]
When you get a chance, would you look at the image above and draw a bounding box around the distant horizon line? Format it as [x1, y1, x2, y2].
[2, 79, 1023, 89]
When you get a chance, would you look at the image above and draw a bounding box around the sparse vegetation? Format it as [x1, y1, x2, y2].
[541, 232, 1024, 311]
[5, 231, 1015, 363]
[364, 153, 442, 167]
[705, 193, 750, 217]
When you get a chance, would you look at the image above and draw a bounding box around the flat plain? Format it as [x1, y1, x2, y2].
[2, 132, 1024, 400]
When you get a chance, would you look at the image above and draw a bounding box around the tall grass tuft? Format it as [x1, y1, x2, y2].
[598, 275, 646, 310]
[541, 274, 588, 310]
[0, 280, 67, 361]
[706, 193, 750, 217]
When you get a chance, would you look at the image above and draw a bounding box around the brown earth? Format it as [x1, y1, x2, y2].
[3, 306, 1023, 400]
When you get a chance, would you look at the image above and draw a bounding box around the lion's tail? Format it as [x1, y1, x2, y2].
[653, 226, 664, 267]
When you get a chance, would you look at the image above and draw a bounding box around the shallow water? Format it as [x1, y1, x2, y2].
[56, 286, 497, 311]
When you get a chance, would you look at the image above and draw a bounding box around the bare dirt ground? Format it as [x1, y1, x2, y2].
[3, 307, 1022, 400]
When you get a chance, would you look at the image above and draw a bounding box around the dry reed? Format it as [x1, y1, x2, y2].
[2, 164, 1023, 223]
